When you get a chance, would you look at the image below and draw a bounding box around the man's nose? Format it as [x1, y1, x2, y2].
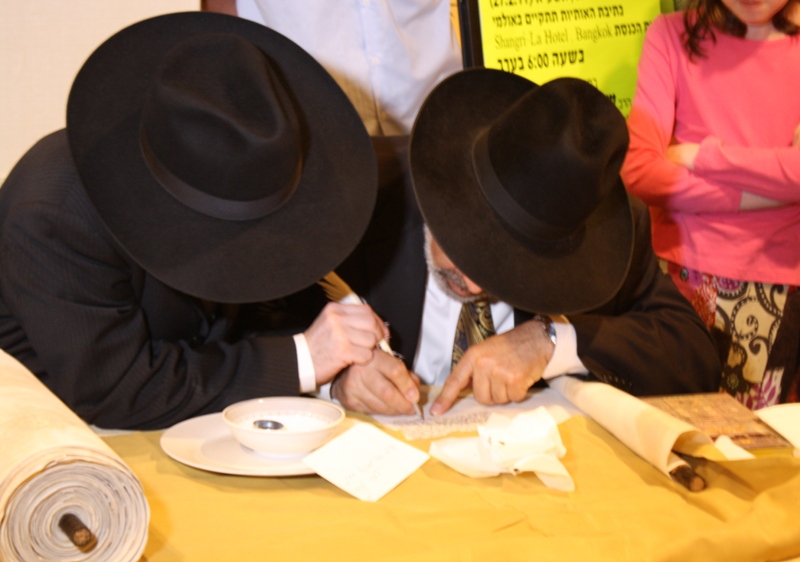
[463, 275, 483, 295]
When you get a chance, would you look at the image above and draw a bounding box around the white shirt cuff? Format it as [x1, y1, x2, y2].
[541, 315, 588, 379]
[293, 333, 317, 393]
[313, 381, 335, 402]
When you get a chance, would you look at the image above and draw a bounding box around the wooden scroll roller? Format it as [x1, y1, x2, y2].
[669, 465, 706, 492]
[58, 513, 97, 551]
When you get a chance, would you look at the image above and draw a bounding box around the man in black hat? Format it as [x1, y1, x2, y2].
[0, 12, 388, 429]
[330, 69, 721, 415]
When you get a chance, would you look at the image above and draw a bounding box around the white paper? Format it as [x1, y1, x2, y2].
[755, 403, 800, 452]
[302, 423, 429, 502]
[0, 350, 149, 562]
[429, 438, 501, 478]
[479, 409, 567, 463]
[429, 408, 575, 491]
[714, 436, 755, 460]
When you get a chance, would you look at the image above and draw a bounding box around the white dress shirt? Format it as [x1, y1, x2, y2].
[302, 272, 588, 394]
[293, 333, 317, 393]
[236, 0, 462, 134]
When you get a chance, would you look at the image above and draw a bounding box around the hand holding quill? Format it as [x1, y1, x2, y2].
[318, 272, 423, 418]
[318, 272, 393, 355]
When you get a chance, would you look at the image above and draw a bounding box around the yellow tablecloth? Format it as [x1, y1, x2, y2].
[104, 415, 800, 562]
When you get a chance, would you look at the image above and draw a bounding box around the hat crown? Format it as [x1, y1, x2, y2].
[477, 78, 628, 244]
[140, 33, 303, 220]
[67, 12, 377, 303]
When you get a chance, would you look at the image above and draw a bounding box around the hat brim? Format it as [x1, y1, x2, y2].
[67, 12, 376, 303]
[410, 69, 633, 314]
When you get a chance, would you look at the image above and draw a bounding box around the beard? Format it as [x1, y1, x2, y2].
[423, 227, 491, 304]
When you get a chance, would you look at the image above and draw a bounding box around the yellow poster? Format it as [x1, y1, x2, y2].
[476, 0, 661, 116]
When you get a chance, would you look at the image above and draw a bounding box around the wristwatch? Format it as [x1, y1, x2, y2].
[533, 314, 557, 346]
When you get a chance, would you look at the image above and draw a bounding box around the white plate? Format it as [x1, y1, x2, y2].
[160, 412, 354, 477]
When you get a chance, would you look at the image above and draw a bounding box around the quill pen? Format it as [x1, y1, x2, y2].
[318, 272, 423, 418]
[318, 272, 392, 353]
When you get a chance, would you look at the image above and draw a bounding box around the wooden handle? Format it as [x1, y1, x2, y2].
[59, 513, 97, 550]
[669, 464, 706, 492]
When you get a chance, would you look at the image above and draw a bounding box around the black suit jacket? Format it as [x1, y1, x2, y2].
[0, 132, 720, 432]
[337, 137, 721, 396]
[0, 131, 313, 429]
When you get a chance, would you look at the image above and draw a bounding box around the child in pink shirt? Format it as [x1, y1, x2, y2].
[622, 0, 800, 408]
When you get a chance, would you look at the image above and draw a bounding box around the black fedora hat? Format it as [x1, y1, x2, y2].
[410, 69, 633, 315]
[67, 12, 377, 303]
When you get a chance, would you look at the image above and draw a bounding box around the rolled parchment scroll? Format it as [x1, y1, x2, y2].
[548, 376, 721, 491]
[0, 351, 149, 561]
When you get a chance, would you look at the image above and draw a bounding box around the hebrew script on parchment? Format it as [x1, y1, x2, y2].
[371, 386, 580, 441]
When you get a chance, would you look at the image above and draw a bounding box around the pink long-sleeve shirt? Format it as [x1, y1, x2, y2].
[622, 12, 800, 285]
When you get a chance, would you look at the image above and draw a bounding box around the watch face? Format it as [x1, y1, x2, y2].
[546, 322, 557, 346]
[534, 315, 557, 346]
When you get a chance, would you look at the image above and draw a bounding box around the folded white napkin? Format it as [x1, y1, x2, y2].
[429, 407, 575, 491]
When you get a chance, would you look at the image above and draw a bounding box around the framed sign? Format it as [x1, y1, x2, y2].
[457, 0, 665, 116]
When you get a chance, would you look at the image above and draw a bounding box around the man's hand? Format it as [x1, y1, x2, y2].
[331, 351, 421, 415]
[793, 121, 800, 147]
[431, 319, 555, 415]
[665, 142, 700, 170]
[304, 302, 389, 385]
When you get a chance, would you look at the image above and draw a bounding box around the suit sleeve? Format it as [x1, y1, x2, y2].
[0, 159, 299, 429]
[691, 138, 800, 202]
[567, 198, 721, 395]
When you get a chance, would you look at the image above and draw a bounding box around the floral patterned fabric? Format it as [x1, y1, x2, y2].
[662, 260, 800, 410]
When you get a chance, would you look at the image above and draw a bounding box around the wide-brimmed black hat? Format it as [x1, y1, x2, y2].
[410, 69, 633, 315]
[67, 12, 377, 303]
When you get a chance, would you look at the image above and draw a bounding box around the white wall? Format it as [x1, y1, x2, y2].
[0, 0, 200, 181]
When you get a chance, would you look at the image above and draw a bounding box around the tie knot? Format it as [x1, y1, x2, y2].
[468, 300, 493, 329]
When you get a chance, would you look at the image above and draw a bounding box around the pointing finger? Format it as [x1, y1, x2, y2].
[431, 359, 473, 415]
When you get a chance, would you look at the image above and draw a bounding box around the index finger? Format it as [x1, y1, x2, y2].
[380, 355, 420, 404]
[430, 360, 473, 415]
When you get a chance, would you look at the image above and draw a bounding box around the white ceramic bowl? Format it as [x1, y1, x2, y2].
[222, 397, 345, 458]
